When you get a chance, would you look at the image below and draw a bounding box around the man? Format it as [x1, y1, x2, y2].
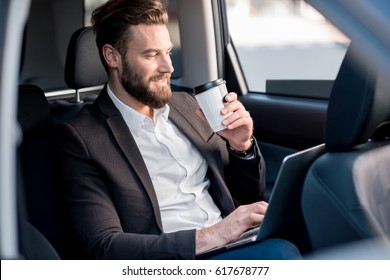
[56, 0, 300, 259]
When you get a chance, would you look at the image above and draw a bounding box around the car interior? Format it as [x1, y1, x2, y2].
[2, 0, 389, 260]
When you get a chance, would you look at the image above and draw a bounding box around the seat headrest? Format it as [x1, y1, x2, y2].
[18, 84, 52, 136]
[64, 27, 107, 89]
[325, 44, 390, 152]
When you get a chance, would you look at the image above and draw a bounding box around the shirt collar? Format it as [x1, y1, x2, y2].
[106, 84, 170, 135]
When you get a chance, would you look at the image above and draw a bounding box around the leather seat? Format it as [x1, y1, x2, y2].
[17, 84, 63, 259]
[301, 43, 390, 251]
[64, 26, 107, 98]
[50, 26, 107, 124]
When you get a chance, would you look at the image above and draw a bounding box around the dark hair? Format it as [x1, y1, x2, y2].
[91, 0, 168, 72]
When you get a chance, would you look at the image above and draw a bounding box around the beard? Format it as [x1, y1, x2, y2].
[121, 59, 172, 109]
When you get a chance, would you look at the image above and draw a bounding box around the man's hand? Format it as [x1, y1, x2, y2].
[196, 92, 253, 151]
[195, 201, 268, 254]
[218, 92, 253, 151]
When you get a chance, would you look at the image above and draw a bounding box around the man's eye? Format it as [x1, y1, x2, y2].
[146, 52, 158, 58]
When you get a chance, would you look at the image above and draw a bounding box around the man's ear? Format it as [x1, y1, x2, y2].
[102, 44, 120, 68]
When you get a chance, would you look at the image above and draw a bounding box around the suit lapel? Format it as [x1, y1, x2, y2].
[168, 93, 236, 215]
[168, 92, 226, 175]
[96, 88, 163, 231]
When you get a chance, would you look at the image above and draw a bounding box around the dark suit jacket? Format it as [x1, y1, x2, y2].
[55, 87, 265, 259]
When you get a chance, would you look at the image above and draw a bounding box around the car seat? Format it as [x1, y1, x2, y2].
[301, 43, 390, 251]
[17, 84, 63, 259]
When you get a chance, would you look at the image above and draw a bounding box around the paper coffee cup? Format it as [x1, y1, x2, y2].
[193, 79, 230, 132]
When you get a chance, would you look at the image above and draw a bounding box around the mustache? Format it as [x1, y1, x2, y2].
[150, 74, 171, 82]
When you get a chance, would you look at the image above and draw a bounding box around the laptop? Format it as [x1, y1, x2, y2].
[196, 143, 326, 259]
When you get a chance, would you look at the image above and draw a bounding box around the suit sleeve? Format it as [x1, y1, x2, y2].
[225, 138, 266, 205]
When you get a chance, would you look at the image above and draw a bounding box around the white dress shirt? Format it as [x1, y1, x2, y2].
[107, 85, 223, 233]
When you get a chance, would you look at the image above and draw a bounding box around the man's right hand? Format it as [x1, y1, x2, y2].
[195, 201, 268, 254]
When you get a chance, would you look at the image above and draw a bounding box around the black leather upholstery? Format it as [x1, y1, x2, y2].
[17, 84, 64, 259]
[18, 84, 52, 135]
[325, 47, 390, 151]
[51, 27, 106, 124]
[301, 43, 390, 251]
[64, 26, 107, 89]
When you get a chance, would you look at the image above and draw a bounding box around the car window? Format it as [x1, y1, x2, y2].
[226, 0, 350, 98]
[84, 0, 182, 79]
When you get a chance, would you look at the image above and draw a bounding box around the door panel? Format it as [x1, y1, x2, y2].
[239, 93, 327, 198]
[240, 93, 327, 151]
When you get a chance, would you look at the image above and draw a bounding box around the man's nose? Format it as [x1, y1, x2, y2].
[159, 53, 174, 74]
